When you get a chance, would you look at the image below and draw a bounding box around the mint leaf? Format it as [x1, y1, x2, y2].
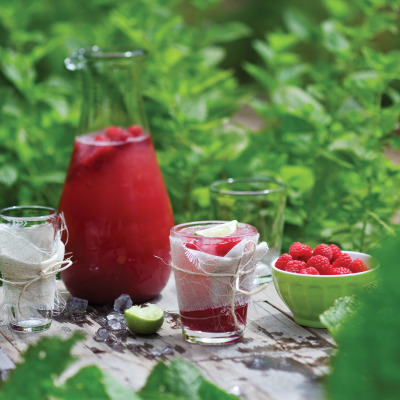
[319, 296, 359, 337]
[0, 165, 18, 187]
[139, 360, 238, 400]
[59, 365, 140, 400]
[199, 380, 240, 399]
[0, 333, 84, 400]
[139, 360, 203, 400]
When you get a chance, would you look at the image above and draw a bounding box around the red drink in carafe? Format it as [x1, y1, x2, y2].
[59, 127, 174, 304]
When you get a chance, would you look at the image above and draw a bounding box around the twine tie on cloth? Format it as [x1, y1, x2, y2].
[0, 258, 72, 314]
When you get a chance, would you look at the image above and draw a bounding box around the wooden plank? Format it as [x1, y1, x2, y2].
[197, 358, 325, 400]
[259, 283, 336, 346]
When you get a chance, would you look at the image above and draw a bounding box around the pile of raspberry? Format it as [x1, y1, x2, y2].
[275, 242, 370, 275]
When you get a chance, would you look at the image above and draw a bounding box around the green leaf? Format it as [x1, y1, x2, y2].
[253, 40, 274, 64]
[268, 32, 298, 52]
[179, 97, 207, 121]
[273, 86, 323, 113]
[280, 165, 315, 193]
[321, 20, 349, 52]
[319, 296, 359, 337]
[139, 360, 203, 400]
[0, 165, 18, 187]
[206, 22, 252, 44]
[283, 8, 315, 40]
[198, 380, 239, 399]
[139, 360, 238, 400]
[322, 0, 356, 20]
[59, 365, 140, 400]
[0, 333, 84, 400]
[243, 62, 274, 90]
[31, 171, 66, 184]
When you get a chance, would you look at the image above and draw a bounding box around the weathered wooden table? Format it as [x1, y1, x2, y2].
[0, 278, 333, 400]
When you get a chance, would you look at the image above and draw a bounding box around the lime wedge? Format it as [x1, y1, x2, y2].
[124, 304, 164, 335]
[194, 220, 238, 237]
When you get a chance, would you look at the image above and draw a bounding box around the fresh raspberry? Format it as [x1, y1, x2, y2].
[331, 253, 352, 269]
[306, 255, 331, 275]
[106, 126, 129, 141]
[313, 244, 332, 261]
[330, 267, 352, 275]
[127, 125, 144, 137]
[285, 260, 306, 274]
[299, 267, 320, 275]
[275, 253, 293, 270]
[350, 258, 370, 273]
[329, 244, 342, 262]
[289, 242, 312, 262]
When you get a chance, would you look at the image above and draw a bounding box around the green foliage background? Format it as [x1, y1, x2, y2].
[321, 231, 400, 400]
[1, 0, 400, 253]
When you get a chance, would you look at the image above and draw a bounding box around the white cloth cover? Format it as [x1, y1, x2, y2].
[0, 222, 65, 311]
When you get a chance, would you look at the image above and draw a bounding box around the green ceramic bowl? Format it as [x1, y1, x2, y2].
[271, 251, 378, 328]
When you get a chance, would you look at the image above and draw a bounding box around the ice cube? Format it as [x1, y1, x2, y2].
[97, 316, 108, 327]
[151, 348, 162, 357]
[113, 294, 133, 313]
[106, 312, 125, 321]
[161, 346, 174, 356]
[66, 297, 88, 314]
[108, 318, 122, 330]
[94, 327, 110, 342]
[127, 344, 139, 353]
[109, 336, 122, 348]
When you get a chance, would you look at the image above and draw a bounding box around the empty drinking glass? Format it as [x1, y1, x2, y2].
[210, 177, 286, 284]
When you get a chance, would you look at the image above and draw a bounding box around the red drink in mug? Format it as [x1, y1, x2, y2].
[170, 221, 259, 345]
[59, 126, 174, 304]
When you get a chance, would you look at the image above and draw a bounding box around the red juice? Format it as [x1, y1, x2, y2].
[180, 304, 248, 333]
[59, 127, 174, 304]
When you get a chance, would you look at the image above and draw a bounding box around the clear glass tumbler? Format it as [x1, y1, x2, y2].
[0, 206, 62, 332]
[210, 177, 286, 284]
[170, 221, 262, 345]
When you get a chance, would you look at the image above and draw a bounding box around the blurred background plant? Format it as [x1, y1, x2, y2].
[0, 0, 399, 253]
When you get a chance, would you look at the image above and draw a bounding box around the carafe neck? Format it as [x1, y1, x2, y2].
[65, 47, 148, 135]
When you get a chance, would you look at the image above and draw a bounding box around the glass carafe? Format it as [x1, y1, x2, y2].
[59, 46, 174, 304]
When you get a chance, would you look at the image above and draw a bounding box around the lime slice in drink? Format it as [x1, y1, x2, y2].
[124, 304, 164, 335]
[195, 220, 238, 237]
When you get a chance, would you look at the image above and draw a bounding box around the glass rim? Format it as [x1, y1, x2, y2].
[210, 177, 285, 196]
[170, 220, 257, 239]
[65, 46, 147, 71]
[0, 205, 58, 222]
